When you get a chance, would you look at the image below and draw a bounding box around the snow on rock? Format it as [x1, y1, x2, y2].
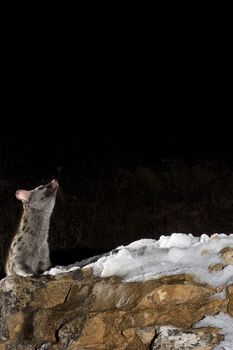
[88, 233, 233, 287]
[45, 233, 233, 289]
[158, 232, 196, 248]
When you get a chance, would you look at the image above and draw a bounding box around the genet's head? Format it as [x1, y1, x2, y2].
[16, 179, 59, 213]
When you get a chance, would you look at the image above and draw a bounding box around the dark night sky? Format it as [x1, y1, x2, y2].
[0, 127, 226, 162]
[1, 92, 233, 184]
[1, 122, 233, 186]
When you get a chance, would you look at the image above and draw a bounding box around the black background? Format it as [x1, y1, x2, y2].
[1, 40, 232, 278]
[0, 8, 232, 280]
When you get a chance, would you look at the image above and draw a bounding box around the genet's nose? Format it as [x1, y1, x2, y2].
[48, 179, 59, 190]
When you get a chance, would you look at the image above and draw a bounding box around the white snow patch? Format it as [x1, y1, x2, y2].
[45, 233, 233, 288]
[88, 233, 233, 287]
[43, 265, 80, 276]
[158, 233, 196, 248]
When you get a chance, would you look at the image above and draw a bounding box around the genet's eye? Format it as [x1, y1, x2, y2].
[38, 186, 46, 191]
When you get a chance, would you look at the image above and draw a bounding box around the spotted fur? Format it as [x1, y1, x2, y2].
[5, 179, 59, 276]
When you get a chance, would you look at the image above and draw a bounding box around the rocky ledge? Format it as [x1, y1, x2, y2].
[0, 267, 232, 350]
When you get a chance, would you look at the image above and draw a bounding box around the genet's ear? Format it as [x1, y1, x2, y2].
[15, 190, 30, 202]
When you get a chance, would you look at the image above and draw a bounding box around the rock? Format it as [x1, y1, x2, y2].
[208, 246, 233, 273]
[151, 325, 224, 350]
[227, 284, 233, 317]
[0, 271, 230, 349]
[200, 249, 209, 256]
[220, 246, 233, 265]
[208, 263, 226, 273]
